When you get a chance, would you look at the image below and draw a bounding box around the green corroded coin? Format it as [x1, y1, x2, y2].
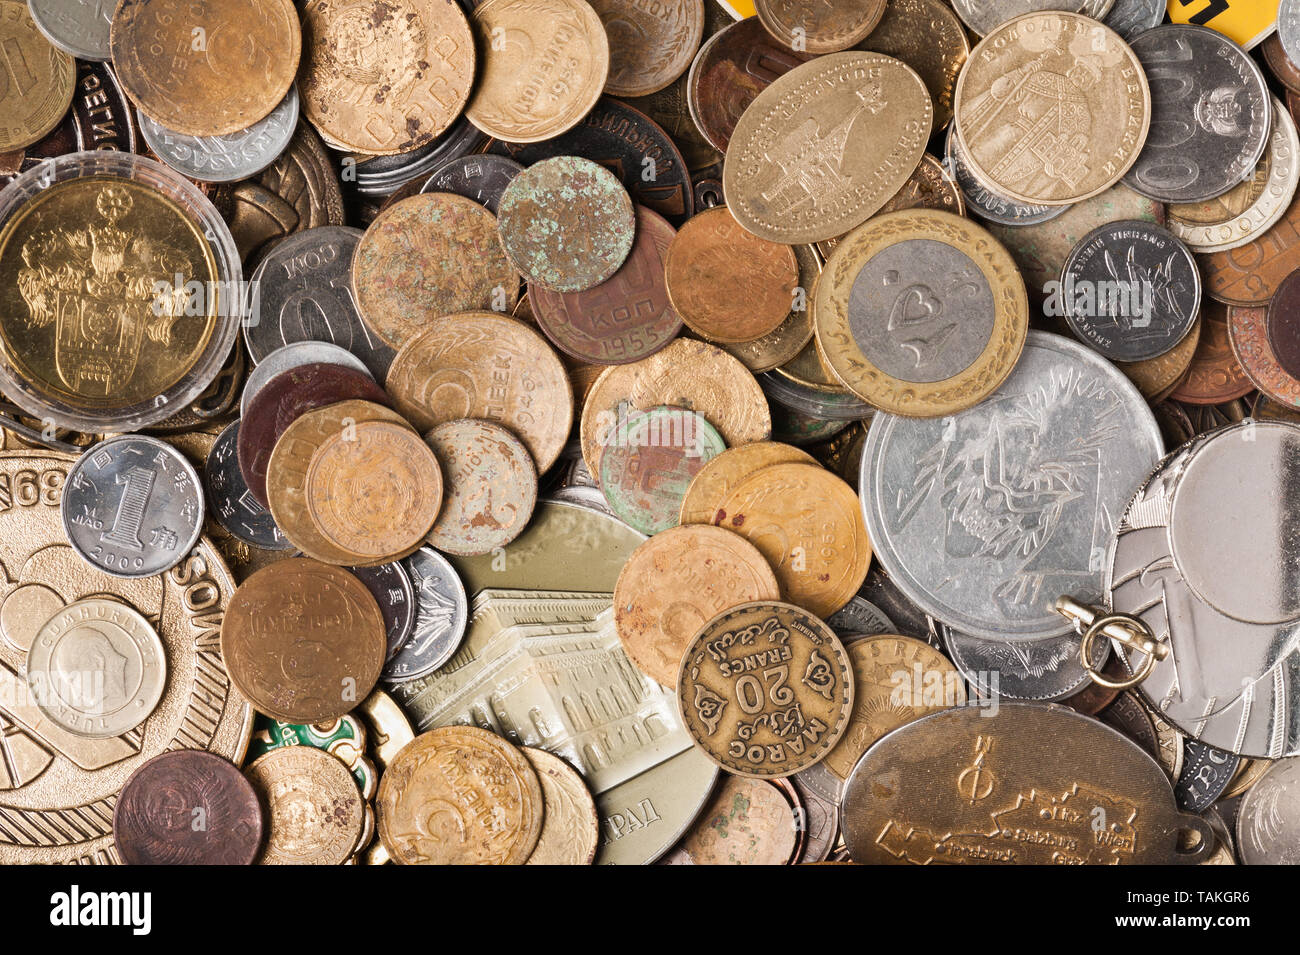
[496, 155, 637, 293]
[599, 405, 726, 534]
[247, 713, 379, 800]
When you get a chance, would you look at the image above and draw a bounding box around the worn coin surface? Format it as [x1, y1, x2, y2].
[1231, 304, 1300, 408]
[945, 625, 1109, 702]
[722, 244, 821, 373]
[952, 0, 1116, 36]
[240, 341, 371, 419]
[383, 547, 469, 683]
[589, 0, 703, 97]
[521, 747, 600, 865]
[1236, 757, 1300, 864]
[28, 0, 113, 60]
[1281, 0, 1300, 66]
[246, 744, 364, 865]
[0, 1, 74, 151]
[857, 0, 969, 131]
[419, 154, 523, 214]
[1167, 301, 1254, 404]
[424, 419, 536, 557]
[205, 420, 292, 551]
[754, 0, 885, 54]
[678, 441, 815, 526]
[662, 774, 798, 864]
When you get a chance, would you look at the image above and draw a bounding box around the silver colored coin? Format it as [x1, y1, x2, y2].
[825, 596, 896, 639]
[27, 0, 112, 61]
[951, 0, 1116, 37]
[789, 774, 838, 863]
[1102, 0, 1164, 41]
[62, 435, 205, 579]
[352, 118, 487, 196]
[419, 154, 524, 214]
[138, 86, 299, 184]
[203, 420, 293, 551]
[1236, 756, 1300, 864]
[863, 330, 1163, 642]
[1176, 740, 1241, 813]
[858, 567, 942, 647]
[239, 340, 371, 418]
[1281, 0, 1300, 68]
[245, 227, 395, 381]
[944, 125, 1066, 227]
[1061, 220, 1201, 363]
[943, 624, 1109, 702]
[383, 547, 469, 683]
[1124, 25, 1271, 204]
[350, 561, 416, 663]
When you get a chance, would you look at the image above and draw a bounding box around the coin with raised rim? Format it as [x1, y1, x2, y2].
[754, 0, 886, 54]
[0, 1, 74, 150]
[246, 744, 365, 865]
[589, 0, 703, 97]
[28, 0, 113, 60]
[679, 441, 815, 527]
[951, 0, 1116, 36]
[521, 746, 599, 865]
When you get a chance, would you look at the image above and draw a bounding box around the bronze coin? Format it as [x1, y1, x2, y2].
[1267, 268, 1300, 380]
[0, 0, 74, 152]
[1168, 301, 1255, 405]
[222, 558, 387, 724]
[1203, 188, 1300, 306]
[589, 0, 705, 97]
[755, 0, 886, 54]
[856, 0, 969, 130]
[721, 243, 819, 373]
[660, 774, 799, 864]
[237, 362, 390, 508]
[1230, 303, 1300, 409]
[1116, 318, 1202, 399]
[114, 750, 263, 865]
[530, 206, 683, 365]
[1263, 33, 1300, 94]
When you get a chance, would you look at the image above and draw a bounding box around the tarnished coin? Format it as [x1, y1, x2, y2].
[944, 123, 1066, 227]
[1203, 181, 1300, 306]
[754, 0, 886, 54]
[0, 1, 73, 151]
[722, 244, 821, 373]
[1265, 31, 1300, 93]
[28, 0, 113, 60]
[465, 0, 609, 143]
[222, 558, 386, 724]
[384, 546, 468, 682]
[111, 0, 299, 137]
[827, 596, 896, 640]
[1123, 24, 1269, 204]
[678, 601, 853, 778]
[589, 0, 704, 97]
[349, 561, 416, 663]
[714, 462, 870, 619]
[1175, 741, 1241, 813]
[1268, 269, 1300, 381]
[679, 441, 815, 526]
[241, 342, 371, 419]
[857, 0, 970, 131]
[724, 52, 932, 244]
[205, 420, 292, 551]
[114, 751, 263, 866]
[298, 0, 474, 155]
[352, 193, 519, 349]
[1230, 303, 1300, 409]
[952, 0, 1116, 36]
[386, 312, 573, 472]
[664, 206, 798, 343]
[424, 419, 537, 557]
[1167, 300, 1254, 404]
[662, 775, 799, 865]
[246, 744, 364, 865]
[614, 523, 779, 688]
[521, 747, 600, 865]
[63, 435, 203, 579]
[419, 154, 523, 214]
[1236, 757, 1300, 864]
[955, 12, 1150, 206]
[496, 157, 636, 293]
[377, 725, 544, 864]
[791, 775, 838, 864]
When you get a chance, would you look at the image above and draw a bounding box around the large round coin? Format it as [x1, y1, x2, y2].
[677, 601, 853, 778]
[1237, 757, 1300, 864]
[245, 744, 364, 865]
[863, 330, 1164, 642]
[0, 0, 74, 149]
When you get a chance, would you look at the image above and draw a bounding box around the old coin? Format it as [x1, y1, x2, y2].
[1115, 317, 1201, 397]
[1104, 0, 1165, 41]
[521, 747, 600, 865]
[350, 561, 416, 663]
[377, 725, 544, 864]
[1265, 31, 1300, 93]
[945, 123, 1065, 228]
[62, 435, 203, 579]
[465, 0, 609, 143]
[678, 601, 852, 778]
[722, 244, 820, 373]
[298, 0, 474, 155]
[531, 206, 682, 365]
[222, 558, 386, 724]
[424, 419, 537, 557]
[384, 547, 468, 682]
[1268, 269, 1300, 381]
[855, 0, 968, 130]
[956, 12, 1150, 206]
[664, 206, 797, 343]
[679, 441, 815, 526]
[240, 341, 371, 420]
[1176, 741, 1241, 813]
[246, 744, 364, 865]
[826, 595, 896, 640]
[1230, 303, 1300, 408]
[1236, 757, 1300, 864]
[1100, 691, 1162, 765]
[386, 312, 573, 472]
[1224, 757, 1273, 800]
[614, 523, 780, 688]
[113, 750, 262, 865]
[28, 0, 113, 60]
[952, 0, 1116, 36]
[944, 625, 1109, 702]
[815, 209, 1028, 417]
[0, 1, 73, 151]
[419, 154, 523, 214]
[1166, 301, 1254, 404]
[496, 157, 635, 293]
[205, 420, 292, 551]
[662, 774, 799, 864]
[111, 0, 299, 137]
[1203, 180, 1300, 306]
[754, 0, 885, 54]
[590, 0, 704, 97]
[725, 52, 932, 244]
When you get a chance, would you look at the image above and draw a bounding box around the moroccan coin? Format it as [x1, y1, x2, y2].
[715, 462, 870, 619]
[952, 0, 1116, 36]
[1230, 303, 1300, 409]
[664, 205, 798, 343]
[679, 440, 816, 527]
[522, 747, 600, 865]
[530, 206, 682, 364]
[614, 524, 780, 688]
[222, 558, 386, 724]
[25, 597, 166, 739]
[205, 420, 292, 551]
[246, 744, 364, 865]
[419, 154, 523, 214]
[944, 123, 1066, 227]
[114, 751, 262, 865]
[240, 341, 371, 420]
[1103, 0, 1165, 41]
[63, 435, 204, 579]
[0, 1, 73, 150]
[111, 0, 299, 137]
[1167, 300, 1254, 404]
[1123, 25, 1269, 204]
[815, 209, 1028, 417]
[465, 0, 609, 143]
[298, 0, 474, 156]
[423, 419, 537, 557]
[1237, 757, 1300, 864]
[662, 774, 798, 864]
[754, 0, 886, 54]
[385, 312, 573, 472]
[955, 12, 1150, 206]
[677, 601, 853, 778]
[589, 0, 704, 97]
[1269, 270, 1300, 380]
[377, 725, 544, 864]
[857, 0, 968, 131]
[350, 561, 416, 663]
[28, 0, 113, 60]
[722, 244, 821, 373]
[496, 157, 636, 293]
[724, 52, 932, 244]
[1115, 317, 1201, 397]
[383, 546, 468, 682]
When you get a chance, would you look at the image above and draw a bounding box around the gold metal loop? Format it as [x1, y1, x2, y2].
[1053, 595, 1167, 690]
[1080, 615, 1156, 690]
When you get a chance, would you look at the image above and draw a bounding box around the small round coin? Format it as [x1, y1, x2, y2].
[754, 0, 886, 54]
[205, 420, 293, 551]
[383, 546, 468, 682]
[589, 0, 703, 97]
[245, 744, 365, 865]
[679, 441, 816, 527]
[349, 560, 416, 663]
[1167, 300, 1254, 404]
[521, 747, 600, 865]
[0, 1, 74, 150]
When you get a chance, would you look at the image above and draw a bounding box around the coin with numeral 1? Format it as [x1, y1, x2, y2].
[62, 435, 205, 578]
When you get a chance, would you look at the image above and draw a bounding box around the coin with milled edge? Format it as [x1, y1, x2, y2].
[952, 0, 1116, 36]
[0, 1, 74, 150]
[350, 561, 416, 663]
[383, 547, 469, 683]
[246, 744, 364, 865]
[205, 420, 292, 551]
[418, 154, 523, 214]
[27, 0, 113, 60]
[944, 124, 1065, 227]
[589, 0, 704, 97]
[754, 0, 886, 54]
[1236, 757, 1300, 864]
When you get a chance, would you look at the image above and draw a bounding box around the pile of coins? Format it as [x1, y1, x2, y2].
[1, 0, 1299, 867]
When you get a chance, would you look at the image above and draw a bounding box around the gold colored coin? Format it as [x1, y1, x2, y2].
[614, 524, 781, 688]
[714, 462, 870, 619]
[953, 12, 1151, 206]
[521, 747, 600, 866]
[385, 312, 573, 473]
[856, 0, 969, 130]
[0, 1, 73, 151]
[814, 209, 1028, 417]
[679, 441, 816, 527]
[377, 726, 544, 865]
[755, 0, 886, 54]
[465, 0, 610, 143]
[246, 745, 365, 865]
[664, 774, 799, 864]
[111, 0, 300, 137]
[1115, 318, 1202, 398]
[589, 0, 704, 97]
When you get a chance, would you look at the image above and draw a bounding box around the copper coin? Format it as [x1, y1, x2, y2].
[1230, 303, 1300, 409]
[521, 747, 600, 865]
[496, 156, 636, 293]
[237, 362, 391, 508]
[351, 193, 520, 349]
[660, 774, 799, 864]
[1203, 186, 1300, 306]
[1267, 269, 1300, 380]
[1115, 318, 1202, 399]
[856, 0, 969, 131]
[111, 0, 300, 137]
[113, 751, 263, 865]
[678, 440, 816, 526]
[1167, 301, 1255, 405]
[530, 206, 682, 364]
[755, 0, 886, 54]
[589, 0, 704, 97]
[424, 418, 538, 556]
[1264, 33, 1300, 94]
[722, 244, 821, 373]
[245, 745, 365, 865]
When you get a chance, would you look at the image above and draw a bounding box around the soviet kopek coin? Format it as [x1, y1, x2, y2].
[1167, 300, 1253, 405]
[0, 1, 74, 150]
[383, 546, 468, 683]
[678, 442, 815, 527]
[245, 744, 365, 865]
[856, 0, 970, 131]
[204, 420, 292, 551]
[588, 0, 703, 97]
[521, 746, 600, 865]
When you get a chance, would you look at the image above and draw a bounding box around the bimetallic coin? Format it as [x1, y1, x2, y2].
[240, 341, 372, 420]
[1236, 757, 1300, 864]
[1167, 300, 1253, 404]
[589, 0, 704, 97]
[349, 562, 416, 663]
[246, 744, 364, 865]
[522, 747, 600, 865]
[28, 0, 112, 60]
[944, 124, 1066, 227]
[63, 435, 204, 579]
[113, 751, 262, 865]
[204, 420, 292, 551]
[419, 154, 523, 213]
[0, 1, 73, 150]
[857, 0, 969, 132]
[384, 547, 468, 683]
[952, 0, 1116, 36]
[754, 0, 886, 54]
